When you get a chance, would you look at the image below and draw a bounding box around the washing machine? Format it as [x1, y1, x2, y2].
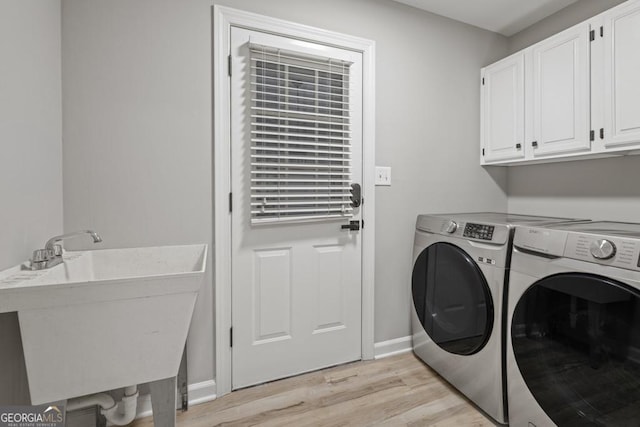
[507, 221, 640, 426]
[411, 212, 585, 425]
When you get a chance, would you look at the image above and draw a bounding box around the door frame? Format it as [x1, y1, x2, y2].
[213, 5, 376, 397]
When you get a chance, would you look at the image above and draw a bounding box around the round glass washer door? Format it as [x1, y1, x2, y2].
[411, 242, 494, 355]
[512, 273, 640, 426]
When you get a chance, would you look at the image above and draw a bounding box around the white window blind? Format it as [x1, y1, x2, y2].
[249, 43, 353, 224]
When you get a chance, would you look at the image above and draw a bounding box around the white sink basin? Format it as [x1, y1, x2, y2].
[0, 244, 207, 404]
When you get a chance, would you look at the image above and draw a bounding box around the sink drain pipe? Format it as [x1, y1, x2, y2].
[67, 385, 139, 425]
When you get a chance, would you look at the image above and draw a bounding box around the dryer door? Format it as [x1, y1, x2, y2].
[512, 273, 640, 426]
[412, 242, 493, 355]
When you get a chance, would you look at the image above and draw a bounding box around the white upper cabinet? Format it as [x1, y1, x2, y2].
[603, 1, 640, 149]
[530, 23, 591, 157]
[481, 0, 640, 165]
[481, 54, 525, 163]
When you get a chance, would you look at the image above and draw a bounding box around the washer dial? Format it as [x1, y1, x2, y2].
[590, 239, 616, 260]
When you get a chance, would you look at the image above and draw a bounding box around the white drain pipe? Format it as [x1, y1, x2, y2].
[67, 385, 139, 426]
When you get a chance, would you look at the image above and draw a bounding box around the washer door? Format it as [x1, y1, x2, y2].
[512, 273, 640, 426]
[412, 242, 493, 355]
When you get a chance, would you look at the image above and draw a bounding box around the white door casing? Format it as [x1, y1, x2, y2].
[230, 26, 362, 389]
[213, 6, 376, 397]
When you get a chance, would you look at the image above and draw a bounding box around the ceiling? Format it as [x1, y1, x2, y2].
[391, 0, 581, 36]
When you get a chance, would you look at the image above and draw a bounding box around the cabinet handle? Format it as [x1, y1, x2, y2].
[532, 141, 538, 148]
[515, 143, 521, 150]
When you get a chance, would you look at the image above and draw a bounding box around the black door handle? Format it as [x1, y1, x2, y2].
[341, 220, 360, 231]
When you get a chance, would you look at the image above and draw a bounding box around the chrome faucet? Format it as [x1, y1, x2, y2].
[45, 230, 102, 251]
[24, 230, 103, 271]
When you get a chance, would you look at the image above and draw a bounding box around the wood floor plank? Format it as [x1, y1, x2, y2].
[130, 352, 495, 426]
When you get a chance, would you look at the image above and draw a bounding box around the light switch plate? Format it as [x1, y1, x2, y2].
[375, 166, 391, 186]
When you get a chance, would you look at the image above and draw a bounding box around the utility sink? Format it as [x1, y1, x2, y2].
[0, 244, 207, 404]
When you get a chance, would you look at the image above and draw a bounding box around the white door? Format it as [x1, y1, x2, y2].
[229, 26, 363, 389]
[603, 1, 640, 149]
[481, 53, 526, 163]
[530, 23, 591, 157]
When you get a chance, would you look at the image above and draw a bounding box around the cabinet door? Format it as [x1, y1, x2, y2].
[603, 1, 640, 149]
[530, 23, 591, 157]
[481, 54, 525, 163]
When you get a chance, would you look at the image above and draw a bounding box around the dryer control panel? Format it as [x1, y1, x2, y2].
[463, 223, 495, 241]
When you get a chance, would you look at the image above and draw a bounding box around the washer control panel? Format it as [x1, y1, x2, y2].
[463, 223, 495, 241]
[565, 233, 640, 272]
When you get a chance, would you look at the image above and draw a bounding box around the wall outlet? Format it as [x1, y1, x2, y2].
[375, 166, 391, 186]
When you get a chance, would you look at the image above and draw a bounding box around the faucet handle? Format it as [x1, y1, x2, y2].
[32, 248, 54, 263]
[52, 244, 63, 257]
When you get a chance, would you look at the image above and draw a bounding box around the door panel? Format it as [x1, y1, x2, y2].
[230, 26, 363, 389]
[253, 248, 292, 343]
[312, 245, 346, 333]
[604, 2, 640, 148]
[481, 54, 526, 163]
[531, 24, 590, 156]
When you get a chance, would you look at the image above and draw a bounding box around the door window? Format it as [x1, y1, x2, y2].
[512, 273, 640, 426]
[250, 44, 353, 224]
[412, 242, 493, 355]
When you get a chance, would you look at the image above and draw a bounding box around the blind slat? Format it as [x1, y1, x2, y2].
[251, 138, 351, 147]
[251, 186, 352, 191]
[250, 154, 351, 163]
[251, 171, 350, 177]
[252, 193, 351, 200]
[252, 106, 348, 121]
[251, 146, 350, 156]
[251, 114, 349, 128]
[252, 162, 350, 170]
[252, 207, 353, 215]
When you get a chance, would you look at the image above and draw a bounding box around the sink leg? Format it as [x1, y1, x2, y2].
[149, 376, 177, 427]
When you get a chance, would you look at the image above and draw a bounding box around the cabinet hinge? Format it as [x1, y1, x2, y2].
[590, 30, 595, 41]
[590, 130, 595, 141]
[482, 148, 485, 156]
[228, 54, 232, 77]
[230, 327, 233, 347]
[600, 128, 604, 140]
[229, 192, 233, 213]
[482, 77, 485, 85]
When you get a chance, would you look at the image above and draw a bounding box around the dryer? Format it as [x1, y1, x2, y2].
[507, 221, 640, 426]
[411, 212, 584, 425]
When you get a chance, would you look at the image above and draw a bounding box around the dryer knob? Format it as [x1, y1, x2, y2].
[590, 239, 616, 260]
[445, 220, 458, 234]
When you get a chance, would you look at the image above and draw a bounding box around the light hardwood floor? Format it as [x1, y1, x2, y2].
[131, 352, 495, 426]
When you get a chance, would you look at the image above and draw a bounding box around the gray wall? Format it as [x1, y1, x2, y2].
[508, 0, 626, 52]
[62, 0, 215, 384]
[61, 0, 508, 387]
[0, 1, 63, 273]
[506, 0, 640, 221]
[0, 0, 63, 404]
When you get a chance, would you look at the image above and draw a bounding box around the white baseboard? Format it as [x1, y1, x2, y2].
[374, 335, 413, 359]
[135, 379, 217, 420]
